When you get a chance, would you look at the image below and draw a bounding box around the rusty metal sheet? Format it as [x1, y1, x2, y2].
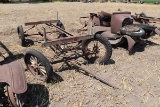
[0, 61, 27, 94]
[0, 56, 4, 62]
[111, 12, 132, 34]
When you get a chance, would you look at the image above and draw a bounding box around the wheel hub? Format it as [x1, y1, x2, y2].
[93, 45, 99, 53]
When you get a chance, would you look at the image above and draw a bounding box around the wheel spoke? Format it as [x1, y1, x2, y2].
[25, 50, 52, 81]
[83, 35, 112, 64]
[88, 42, 94, 50]
[30, 59, 47, 77]
[99, 48, 106, 53]
[15, 94, 22, 107]
[97, 41, 103, 48]
[30, 64, 36, 68]
[30, 56, 38, 65]
[37, 62, 43, 66]
[85, 39, 107, 61]
[34, 69, 39, 75]
[98, 52, 105, 57]
[6, 86, 23, 107]
[39, 66, 47, 76]
[37, 62, 47, 76]
[98, 47, 106, 58]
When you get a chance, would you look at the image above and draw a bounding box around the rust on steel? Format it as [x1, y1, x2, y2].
[138, 17, 160, 23]
[111, 11, 132, 33]
[0, 60, 27, 94]
[46, 23, 74, 37]
[42, 35, 93, 47]
[25, 20, 59, 26]
[133, 13, 160, 24]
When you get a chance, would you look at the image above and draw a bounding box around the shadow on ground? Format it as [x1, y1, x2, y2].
[25, 84, 49, 107]
[113, 39, 160, 55]
[130, 40, 160, 54]
[47, 71, 64, 84]
[0, 41, 24, 64]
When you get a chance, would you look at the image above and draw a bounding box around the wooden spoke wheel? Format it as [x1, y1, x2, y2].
[24, 49, 52, 81]
[82, 34, 112, 64]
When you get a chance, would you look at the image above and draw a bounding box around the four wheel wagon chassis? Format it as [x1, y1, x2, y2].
[18, 19, 116, 89]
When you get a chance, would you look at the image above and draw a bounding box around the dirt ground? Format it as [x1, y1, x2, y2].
[0, 2, 160, 107]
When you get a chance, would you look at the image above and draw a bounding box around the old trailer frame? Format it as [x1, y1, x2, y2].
[18, 19, 116, 89]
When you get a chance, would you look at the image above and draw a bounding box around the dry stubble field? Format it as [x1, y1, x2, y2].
[0, 2, 160, 107]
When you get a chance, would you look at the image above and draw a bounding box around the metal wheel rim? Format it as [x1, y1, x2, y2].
[124, 26, 140, 32]
[27, 55, 47, 80]
[85, 40, 107, 62]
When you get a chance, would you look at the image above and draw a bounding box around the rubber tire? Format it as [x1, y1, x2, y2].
[24, 49, 52, 81]
[82, 34, 112, 64]
[132, 24, 156, 32]
[120, 25, 145, 37]
[132, 24, 156, 38]
[17, 25, 26, 47]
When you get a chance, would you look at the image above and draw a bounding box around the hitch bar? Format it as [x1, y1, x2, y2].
[70, 60, 118, 89]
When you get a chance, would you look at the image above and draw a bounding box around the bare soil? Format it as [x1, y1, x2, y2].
[0, 2, 160, 107]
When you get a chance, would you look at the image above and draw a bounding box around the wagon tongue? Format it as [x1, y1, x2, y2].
[70, 60, 118, 89]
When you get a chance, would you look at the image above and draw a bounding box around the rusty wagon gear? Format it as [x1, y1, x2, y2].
[17, 18, 116, 88]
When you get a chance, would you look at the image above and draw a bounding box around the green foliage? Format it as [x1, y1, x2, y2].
[110, 0, 160, 4]
[29, 0, 52, 3]
[52, 0, 68, 2]
[53, 0, 67, 2]
[133, 0, 160, 3]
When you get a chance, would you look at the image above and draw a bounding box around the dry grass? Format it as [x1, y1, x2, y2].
[0, 2, 160, 107]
